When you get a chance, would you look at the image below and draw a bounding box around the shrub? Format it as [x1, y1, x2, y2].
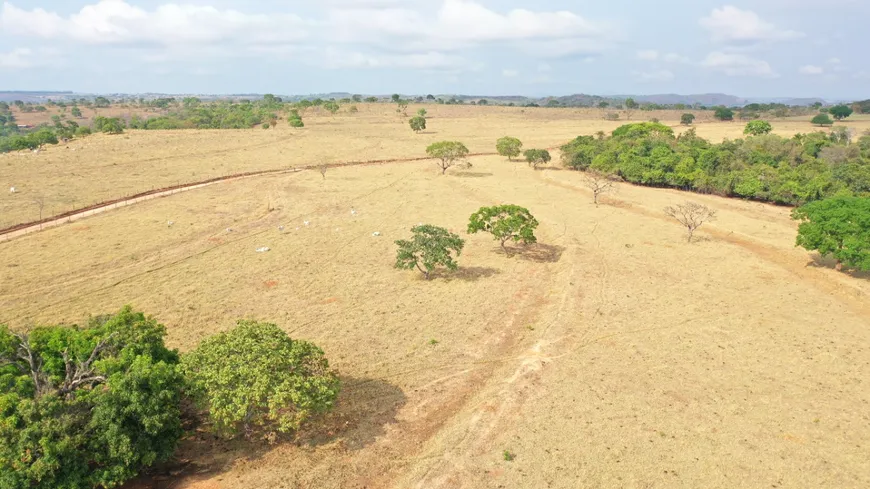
[811, 113, 834, 127]
[395, 224, 465, 279]
[426, 141, 469, 174]
[792, 196, 870, 271]
[409, 116, 427, 133]
[744, 120, 773, 136]
[182, 321, 339, 439]
[349, 105, 359, 113]
[664, 202, 716, 242]
[496, 136, 523, 161]
[680, 113, 696, 125]
[417, 108, 427, 117]
[524, 149, 551, 169]
[0, 307, 183, 489]
[467, 205, 538, 251]
[604, 112, 620, 121]
[323, 101, 340, 115]
[92, 116, 125, 134]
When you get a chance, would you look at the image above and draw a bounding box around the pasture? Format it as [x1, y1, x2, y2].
[1, 107, 870, 488]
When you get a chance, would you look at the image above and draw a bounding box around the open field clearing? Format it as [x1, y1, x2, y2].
[3, 105, 869, 230]
[2, 151, 869, 488]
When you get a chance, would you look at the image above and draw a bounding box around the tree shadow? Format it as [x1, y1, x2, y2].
[430, 266, 501, 282]
[807, 253, 870, 280]
[453, 171, 493, 178]
[124, 376, 405, 488]
[494, 243, 565, 263]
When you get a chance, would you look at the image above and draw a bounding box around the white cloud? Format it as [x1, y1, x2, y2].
[662, 52, 690, 63]
[632, 69, 674, 82]
[637, 49, 658, 61]
[502, 69, 519, 77]
[0, 47, 34, 69]
[319, 49, 468, 70]
[1, 1, 308, 46]
[799, 65, 823, 75]
[827, 57, 841, 64]
[699, 6, 803, 43]
[701, 51, 778, 77]
[327, 0, 616, 56]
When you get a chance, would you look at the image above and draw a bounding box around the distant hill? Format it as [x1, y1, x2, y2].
[0, 91, 73, 102]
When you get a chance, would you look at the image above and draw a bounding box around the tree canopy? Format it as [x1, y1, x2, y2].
[409, 116, 426, 133]
[744, 120, 773, 136]
[395, 225, 465, 279]
[467, 205, 539, 251]
[524, 149, 551, 169]
[426, 141, 469, 174]
[829, 105, 854, 120]
[811, 114, 834, 127]
[0, 306, 183, 489]
[182, 321, 339, 439]
[714, 107, 735, 121]
[496, 136, 523, 161]
[680, 113, 695, 125]
[792, 196, 870, 271]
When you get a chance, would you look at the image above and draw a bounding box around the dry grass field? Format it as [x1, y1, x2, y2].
[1, 107, 870, 488]
[3, 105, 869, 230]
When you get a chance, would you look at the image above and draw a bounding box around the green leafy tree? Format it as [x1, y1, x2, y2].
[391, 94, 401, 103]
[182, 321, 339, 439]
[597, 101, 609, 109]
[323, 101, 340, 116]
[426, 141, 469, 174]
[811, 113, 834, 127]
[0, 306, 183, 489]
[409, 116, 427, 133]
[365, 96, 378, 103]
[288, 109, 304, 128]
[352, 94, 362, 102]
[426, 94, 436, 101]
[744, 120, 773, 136]
[467, 205, 539, 252]
[829, 104, 853, 120]
[395, 225, 465, 279]
[417, 108, 427, 117]
[396, 99, 409, 116]
[714, 107, 734, 121]
[680, 113, 696, 125]
[496, 136, 523, 161]
[792, 196, 870, 271]
[94, 96, 111, 108]
[524, 149, 551, 169]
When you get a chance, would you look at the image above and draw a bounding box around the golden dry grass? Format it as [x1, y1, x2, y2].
[3, 104, 869, 230]
[2, 117, 870, 488]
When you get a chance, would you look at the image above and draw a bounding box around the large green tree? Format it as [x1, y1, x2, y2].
[0, 307, 183, 489]
[467, 205, 539, 251]
[426, 141, 469, 174]
[714, 107, 734, 121]
[829, 105, 853, 120]
[792, 196, 870, 271]
[811, 114, 834, 127]
[496, 136, 523, 161]
[523, 149, 551, 169]
[744, 120, 773, 136]
[395, 225, 465, 279]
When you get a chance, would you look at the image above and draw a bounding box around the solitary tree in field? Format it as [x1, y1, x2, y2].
[467, 205, 538, 252]
[664, 202, 716, 242]
[417, 108, 427, 117]
[426, 141, 469, 174]
[583, 171, 618, 206]
[829, 104, 853, 120]
[524, 149, 551, 169]
[183, 321, 340, 439]
[714, 107, 734, 121]
[395, 224, 465, 279]
[811, 113, 834, 127]
[496, 136, 523, 161]
[680, 113, 696, 125]
[792, 196, 870, 271]
[397, 99, 409, 116]
[744, 120, 773, 136]
[409, 116, 427, 133]
[71, 106, 82, 118]
[624, 98, 639, 119]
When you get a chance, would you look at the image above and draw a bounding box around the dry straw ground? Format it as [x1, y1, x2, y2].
[1, 107, 870, 489]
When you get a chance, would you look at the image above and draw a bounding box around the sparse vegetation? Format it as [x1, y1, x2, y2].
[395, 224, 465, 279]
[467, 205, 539, 251]
[664, 201, 716, 242]
[583, 171, 619, 206]
[410, 116, 427, 133]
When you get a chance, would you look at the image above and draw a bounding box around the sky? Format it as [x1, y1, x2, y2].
[0, 0, 868, 98]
